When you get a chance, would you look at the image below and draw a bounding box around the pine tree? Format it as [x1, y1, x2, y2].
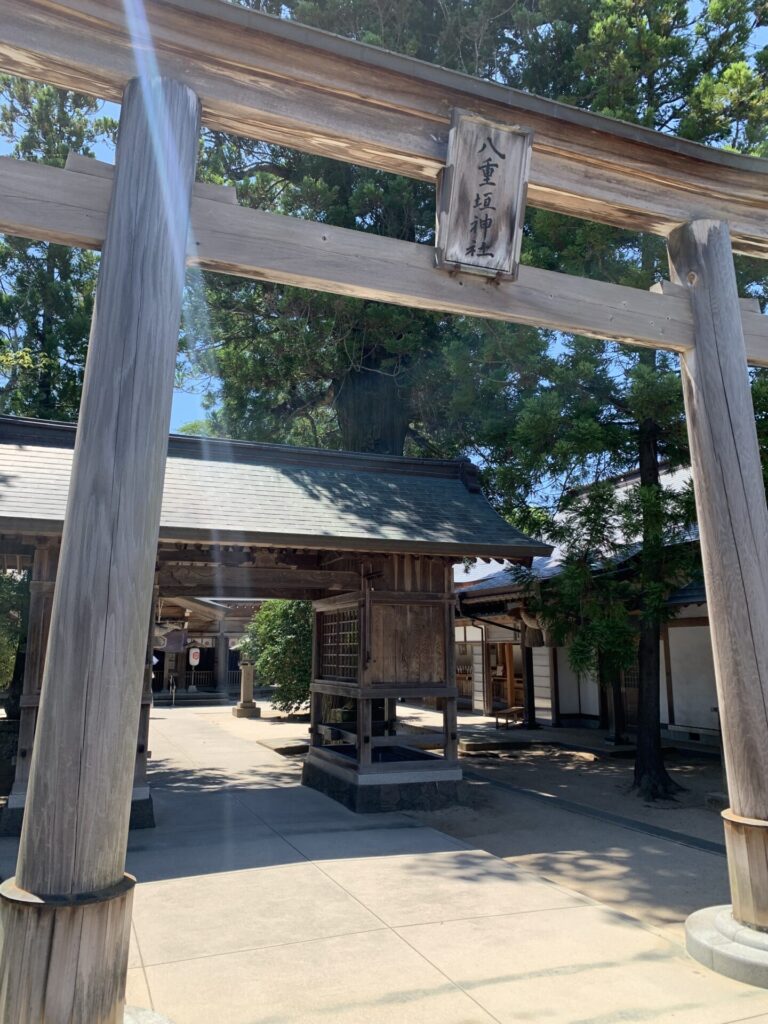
[0, 77, 116, 420]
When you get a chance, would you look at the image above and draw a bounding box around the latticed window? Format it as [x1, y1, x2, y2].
[319, 608, 359, 680]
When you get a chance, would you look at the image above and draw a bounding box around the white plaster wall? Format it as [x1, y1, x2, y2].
[668, 624, 719, 733]
[578, 670, 600, 717]
[554, 649, 599, 717]
[484, 624, 521, 643]
[556, 649, 581, 716]
[659, 637, 669, 725]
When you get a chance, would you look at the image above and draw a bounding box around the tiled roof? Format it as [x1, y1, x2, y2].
[459, 555, 707, 610]
[667, 578, 707, 606]
[458, 555, 562, 598]
[0, 417, 551, 558]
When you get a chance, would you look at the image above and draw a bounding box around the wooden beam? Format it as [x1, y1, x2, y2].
[158, 565, 361, 594]
[4, 156, 767, 363]
[160, 587, 320, 601]
[64, 151, 237, 205]
[169, 595, 228, 621]
[156, 547, 325, 569]
[2, 0, 768, 254]
[0, 539, 36, 557]
[192, 188, 704, 354]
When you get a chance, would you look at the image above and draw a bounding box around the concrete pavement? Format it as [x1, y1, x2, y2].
[2, 705, 768, 1023]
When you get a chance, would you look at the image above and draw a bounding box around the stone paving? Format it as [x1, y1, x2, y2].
[2, 705, 768, 1023]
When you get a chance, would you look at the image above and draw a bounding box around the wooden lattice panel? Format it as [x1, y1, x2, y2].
[319, 608, 359, 681]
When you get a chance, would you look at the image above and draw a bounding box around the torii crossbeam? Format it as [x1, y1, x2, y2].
[1, 1, 768, 1017]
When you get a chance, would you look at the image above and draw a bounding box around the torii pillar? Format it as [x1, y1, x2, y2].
[671, 221, 768, 986]
[0, 77, 200, 1022]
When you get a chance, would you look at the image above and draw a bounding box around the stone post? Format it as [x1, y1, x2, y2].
[233, 659, 260, 719]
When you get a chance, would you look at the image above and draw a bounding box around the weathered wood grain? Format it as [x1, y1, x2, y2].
[8, 157, 767, 362]
[2, 0, 768, 254]
[722, 810, 768, 929]
[436, 111, 532, 278]
[0, 876, 134, 1024]
[669, 220, 768, 828]
[186, 206, 753, 358]
[64, 150, 237, 204]
[15, 78, 200, 901]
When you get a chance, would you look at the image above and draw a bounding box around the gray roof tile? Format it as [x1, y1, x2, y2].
[0, 417, 550, 558]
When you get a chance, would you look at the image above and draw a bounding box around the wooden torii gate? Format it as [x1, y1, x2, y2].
[1, 0, 768, 1017]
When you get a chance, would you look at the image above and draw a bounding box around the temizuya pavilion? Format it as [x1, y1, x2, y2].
[0, 414, 549, 825]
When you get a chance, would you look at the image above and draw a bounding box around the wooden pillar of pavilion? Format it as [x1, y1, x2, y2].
[215, 627, 230, 696]
[131, 585, 159, 829]
[0, 77, 199, 1022]
[521, 643, 538, 729]
[669, 220, 768, 977]
[304, 554, 461, 812]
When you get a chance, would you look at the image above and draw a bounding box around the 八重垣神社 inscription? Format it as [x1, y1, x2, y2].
[436, 111, 533, 279]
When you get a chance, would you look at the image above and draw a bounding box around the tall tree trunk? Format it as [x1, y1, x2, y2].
[335, 363, 410, 455]
[600, 653, 626, 745]
[633, 355, 681, 798]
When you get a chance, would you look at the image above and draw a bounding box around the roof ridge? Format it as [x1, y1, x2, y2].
[0, 414, 477, 483]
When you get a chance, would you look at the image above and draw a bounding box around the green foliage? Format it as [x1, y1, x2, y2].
[241, 600, 313, 713]
[529, 480, 697, 682]
[0, 77, 116, 420]
[181, 1, 565, 454]
[0, 572, 29, 696]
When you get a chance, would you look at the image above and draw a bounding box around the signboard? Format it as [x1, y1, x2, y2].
[154, 628, 186, 653]
[188, 647, 201, 667]
[436, 110, 533, 280]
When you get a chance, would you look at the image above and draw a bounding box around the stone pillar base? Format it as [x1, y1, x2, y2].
[129, 792, 156, 830]
[232, 702, 260, 719]
[1, 792, 155, 835]
[125, 1008, 175, 1023]
[0, 874, 135, 1023]
[302, 756, 460, 813]
[686, 905, 768, 988]
[723, 808, 768, 929]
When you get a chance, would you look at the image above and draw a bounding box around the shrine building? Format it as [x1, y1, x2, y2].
[0, 415, 549, 823]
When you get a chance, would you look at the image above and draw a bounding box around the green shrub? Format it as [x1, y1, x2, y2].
[241, 600, 312, 714]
